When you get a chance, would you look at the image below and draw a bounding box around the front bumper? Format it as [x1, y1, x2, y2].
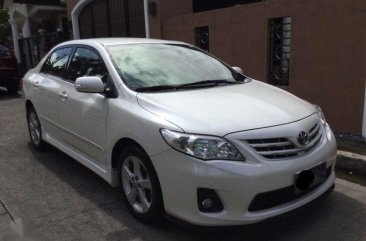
[151, 119, 337, 226]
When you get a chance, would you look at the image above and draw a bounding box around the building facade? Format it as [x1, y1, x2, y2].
[2, 0, 67, 63]
[68, 0, 366, 135]
[148, 0, 366, 136]
[67, 0, 148, 39]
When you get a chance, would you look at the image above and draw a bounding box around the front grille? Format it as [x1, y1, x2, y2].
[245, 122, 323, 160]
[248, 165, 332, 212]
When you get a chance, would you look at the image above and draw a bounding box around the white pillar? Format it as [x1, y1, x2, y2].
[143, 0, 150, 38]
[71, 13, 80, 39]
[362, 81, 366, 138]
[18, 4, 32, 38]
[71, 0, 92, 40]
[9, 18, 21, 63]
[22, 18, 31, 38]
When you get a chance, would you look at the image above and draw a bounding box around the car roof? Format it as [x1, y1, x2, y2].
[58, 38, 188, 47]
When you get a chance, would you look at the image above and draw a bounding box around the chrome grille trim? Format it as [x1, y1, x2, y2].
[244, 122, 323, 160]
[249, 141, 292, 148]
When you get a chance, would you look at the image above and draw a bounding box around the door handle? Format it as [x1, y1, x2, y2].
[33, 81, 39, 88]
[59, 91, 68, 100]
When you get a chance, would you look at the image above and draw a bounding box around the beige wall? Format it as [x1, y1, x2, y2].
[150, 0, 366, 133]
[147, 0, 193, 38]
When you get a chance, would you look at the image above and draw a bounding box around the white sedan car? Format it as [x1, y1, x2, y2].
[23, 38, 336, 226]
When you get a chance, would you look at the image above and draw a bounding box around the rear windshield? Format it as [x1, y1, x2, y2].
[0, 44, 10, 57]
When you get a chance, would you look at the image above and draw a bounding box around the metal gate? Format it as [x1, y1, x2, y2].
[18, 31, 68, 74]
[78, 0, 146, 39]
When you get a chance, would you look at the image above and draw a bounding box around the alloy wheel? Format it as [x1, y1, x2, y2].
[28, 111, 41, 146]
[121, 156, 153, 213]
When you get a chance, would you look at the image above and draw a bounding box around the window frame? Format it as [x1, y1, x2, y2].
[195, 26, 209, 52]
[40, 46, 74, 79]
[193, 0, 263, 13]
[64, 44, 118, 98]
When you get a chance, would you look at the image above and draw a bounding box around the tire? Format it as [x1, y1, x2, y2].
[6, 82, 18, 94]
[118, 145, 164, 224]
[27, 107, 48, 151]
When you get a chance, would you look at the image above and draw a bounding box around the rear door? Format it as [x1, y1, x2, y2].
[57, 46, 109, 166]
[35, 47, 73, 139]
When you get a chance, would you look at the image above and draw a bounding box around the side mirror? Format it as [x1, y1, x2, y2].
[232, 66, 243, 75]
[75, 76, 105, 93]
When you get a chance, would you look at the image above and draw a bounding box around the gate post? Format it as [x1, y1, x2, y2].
[9, 18, 21, 64]
[38, 29, 46, 58]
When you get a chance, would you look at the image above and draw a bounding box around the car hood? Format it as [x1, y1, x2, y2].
[137, 80, 316, 136]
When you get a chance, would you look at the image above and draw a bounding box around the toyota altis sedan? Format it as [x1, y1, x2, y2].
[23, 38, 336, 226]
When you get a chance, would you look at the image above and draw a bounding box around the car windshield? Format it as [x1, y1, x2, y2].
[106, 43, 245, 90]
[0, 44, 10, 57]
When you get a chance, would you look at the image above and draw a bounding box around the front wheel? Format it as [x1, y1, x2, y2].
[118, 145, 164, 224]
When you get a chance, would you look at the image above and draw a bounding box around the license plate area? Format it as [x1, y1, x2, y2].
[294, 162, 327, 194]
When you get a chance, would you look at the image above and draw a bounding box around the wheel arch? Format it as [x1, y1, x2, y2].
[25, 100, 34, 115]
[112, 137, 166, 221]
[111, 137, 149, 171]
[110, 138, 164, 198]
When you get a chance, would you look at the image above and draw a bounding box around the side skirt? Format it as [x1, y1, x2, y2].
[44, 132, 114, 186]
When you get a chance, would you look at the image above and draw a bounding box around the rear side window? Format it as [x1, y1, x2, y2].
[41, 47, 72, 77]
[66, 47, 108, 82]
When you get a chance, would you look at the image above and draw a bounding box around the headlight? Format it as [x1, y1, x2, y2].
[160, 129, 245, 161]
[314, 105, 326, 125]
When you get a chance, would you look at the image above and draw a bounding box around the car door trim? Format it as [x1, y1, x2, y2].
[39, 115, 105, 152]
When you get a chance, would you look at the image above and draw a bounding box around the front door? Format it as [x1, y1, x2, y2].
[58, 47, 109, 166]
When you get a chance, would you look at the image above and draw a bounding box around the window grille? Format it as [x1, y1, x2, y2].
[195, 26, 209, 52]
[268, 17, 291, 86]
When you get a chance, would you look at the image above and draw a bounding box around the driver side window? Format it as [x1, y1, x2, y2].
[67, 47, 108, 82]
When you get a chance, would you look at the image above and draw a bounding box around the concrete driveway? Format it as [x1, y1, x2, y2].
[0, 90, 366, 241]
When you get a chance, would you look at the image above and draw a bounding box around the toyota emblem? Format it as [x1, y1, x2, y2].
[297, 131, 309, 145]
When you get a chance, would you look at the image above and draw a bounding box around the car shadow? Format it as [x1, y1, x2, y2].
[27, 142, 366, 241]
[0, 87, 21, 100]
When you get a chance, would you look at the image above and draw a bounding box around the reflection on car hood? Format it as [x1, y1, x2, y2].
[137, 80, 316, 136]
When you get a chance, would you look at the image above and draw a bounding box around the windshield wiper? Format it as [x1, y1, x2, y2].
[135, 80, 242, 92]
[135, 85, 179, 92]
[178, 79, 242, 87]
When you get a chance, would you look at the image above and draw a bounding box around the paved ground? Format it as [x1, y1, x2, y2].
[1, 90, 366, 241]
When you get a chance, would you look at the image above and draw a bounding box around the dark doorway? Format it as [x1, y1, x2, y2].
[78, 0, 146, 39]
